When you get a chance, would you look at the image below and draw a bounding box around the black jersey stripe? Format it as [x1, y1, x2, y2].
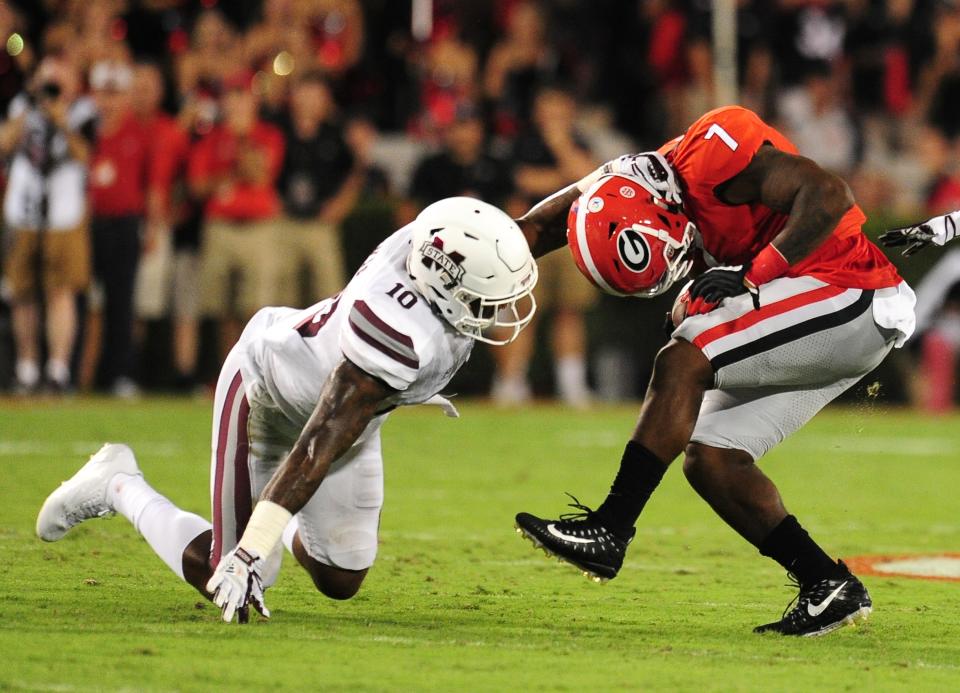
[710, 289, 875, 371]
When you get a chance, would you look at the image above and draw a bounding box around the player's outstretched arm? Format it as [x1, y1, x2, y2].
[516, 183, 581, 258]
[517, 151, 683, 258]
[880, 211, 960, 256]
[262, 358, 395, 510]
[206, 359, 395, 623]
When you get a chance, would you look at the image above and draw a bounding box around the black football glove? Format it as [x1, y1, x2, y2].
[688, 265, 760, 311]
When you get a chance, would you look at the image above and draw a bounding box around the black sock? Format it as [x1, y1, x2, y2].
[593, 441, 668, 536]
[758, 515, 847, 587]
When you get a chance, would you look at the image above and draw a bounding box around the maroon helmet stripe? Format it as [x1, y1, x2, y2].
[349, 317, 420, 369]
[354, 300, 415, 348]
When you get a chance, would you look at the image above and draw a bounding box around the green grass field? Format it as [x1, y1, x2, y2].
[2, 398, 959, 691]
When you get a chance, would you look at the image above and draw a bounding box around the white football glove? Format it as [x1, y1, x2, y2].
[880, 211, 959, 256]
[206, 546, 270, 624]
[600, 151, 683, 205]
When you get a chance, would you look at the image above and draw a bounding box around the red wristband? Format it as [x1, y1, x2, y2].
[745, 244, 789, 288]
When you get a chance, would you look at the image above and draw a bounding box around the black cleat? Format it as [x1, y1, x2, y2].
[754, 562, 872, 637]
[515, 495, 634, 582]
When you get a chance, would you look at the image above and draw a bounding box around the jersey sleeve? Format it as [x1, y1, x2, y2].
[670, 107, 770, 190]
[339, 298, 429, 391]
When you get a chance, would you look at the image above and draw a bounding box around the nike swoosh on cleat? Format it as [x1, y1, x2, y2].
[546, 523, 596, 544]
[807, 581, 848, 617]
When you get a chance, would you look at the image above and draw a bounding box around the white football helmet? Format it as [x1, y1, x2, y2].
[407, 197, 538, 345]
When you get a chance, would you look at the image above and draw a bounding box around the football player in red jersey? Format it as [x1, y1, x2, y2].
[514, 106, 917, 636]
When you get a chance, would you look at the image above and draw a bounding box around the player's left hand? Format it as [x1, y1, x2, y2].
[687, 265, 759, 314]
[206, 547, 270, 624]
[879, 214, 957, 256]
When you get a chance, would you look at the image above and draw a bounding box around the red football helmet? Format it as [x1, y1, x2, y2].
[566, 174, 696, 297]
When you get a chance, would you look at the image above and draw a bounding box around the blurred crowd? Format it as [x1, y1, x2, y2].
[1, 0, 959, 407]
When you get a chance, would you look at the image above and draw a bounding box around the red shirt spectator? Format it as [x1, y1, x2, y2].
[89, 111, 150, 217]
[146, 112, 191, 219]
[188, 121, 284, 221]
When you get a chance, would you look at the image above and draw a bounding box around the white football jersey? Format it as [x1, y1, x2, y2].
[238, 226, 474, 428]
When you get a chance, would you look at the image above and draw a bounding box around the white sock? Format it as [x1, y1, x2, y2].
[45, 359, 70, 385]
[556, 355, 590, 405]
[16, 360, 39, 387]
[108, 474, 211, 581]
[491, 374, 531, 405]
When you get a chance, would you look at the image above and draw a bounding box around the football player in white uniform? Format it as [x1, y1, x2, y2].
[36, 197, 538, 623]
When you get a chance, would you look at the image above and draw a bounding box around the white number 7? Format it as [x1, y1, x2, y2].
[704, 123, 738, 151]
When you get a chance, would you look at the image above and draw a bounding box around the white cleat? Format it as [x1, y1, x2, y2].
[36, 443, 141, 541]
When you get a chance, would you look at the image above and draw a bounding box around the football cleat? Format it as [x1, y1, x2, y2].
[515, 495, 634, 582]
[36, 443, 141, 542]
[754, 562, 872, 637]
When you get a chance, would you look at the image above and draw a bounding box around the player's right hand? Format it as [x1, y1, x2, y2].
[880, 213, 958, 256]
[600, 152, 683, 205]
[206, 546, 270, 624]
[687, 265, 760, 312]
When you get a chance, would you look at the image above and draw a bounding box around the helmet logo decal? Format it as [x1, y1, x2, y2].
[619, 185, 636, 198]
[420, 235, 466, 289]
[617, 228, 650, 273]
[587, 197, 604, 212]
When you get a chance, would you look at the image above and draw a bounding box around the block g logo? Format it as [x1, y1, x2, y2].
[617, 228, 650, 273]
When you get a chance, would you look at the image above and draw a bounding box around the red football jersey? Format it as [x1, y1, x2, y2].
[661, 106, 901, 289]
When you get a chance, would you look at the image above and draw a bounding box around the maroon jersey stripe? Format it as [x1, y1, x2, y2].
[354, 300, 415, 348]
[349, 316, 420, 369]
[295, 295, 341, 338]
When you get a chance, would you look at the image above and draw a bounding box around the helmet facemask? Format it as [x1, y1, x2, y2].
[448, 265, 538, 345]
[628, 218, 696, 298]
